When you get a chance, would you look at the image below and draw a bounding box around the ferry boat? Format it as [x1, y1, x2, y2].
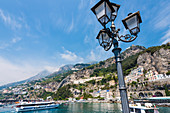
[129, 103, 159, 113]
[15, 101, 60, 112]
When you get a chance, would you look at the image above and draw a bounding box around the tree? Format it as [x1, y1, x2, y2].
[113, 75, 118, 83]
[37, 90, 54, 100]
[165, 85, 170, 96]
[166, 71, 170, 75]
[30, 87, 34, 90]
[53, 85, 73, 100]
[86, 80, 96, 85]
[101, 78, 106, 85]
[83, 93, 93, 99]
[89, 89, 93, 92]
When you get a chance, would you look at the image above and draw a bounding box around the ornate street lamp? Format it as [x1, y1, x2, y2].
[110, 3, 120, 21]
[122, 11, 142, 36]
[91, 0, 142, 113]
[91, 0, 115, 27]
[96, 29, 112, 51]
[118, 11, 142, 42]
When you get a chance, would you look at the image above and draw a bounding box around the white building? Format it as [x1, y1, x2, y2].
[125, 66, 144, 83]
[73, 77, 103, 84]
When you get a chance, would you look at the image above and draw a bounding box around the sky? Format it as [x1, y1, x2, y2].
[0, 0, 169, 86]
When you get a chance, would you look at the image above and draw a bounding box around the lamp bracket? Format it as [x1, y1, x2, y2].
[118, 34, 137, 42]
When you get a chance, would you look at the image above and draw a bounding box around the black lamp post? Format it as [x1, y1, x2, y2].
[91, 0, 142, 113]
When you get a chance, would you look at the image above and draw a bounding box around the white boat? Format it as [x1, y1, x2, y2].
[0, 102, 4, 107]
[129, 103, 159, 113]
[15, 101, 60, 112]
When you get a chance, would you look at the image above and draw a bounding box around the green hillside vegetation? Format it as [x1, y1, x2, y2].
[53, 85, 73, 100]
[37, 85, 73, 100]
[89, 53, 139, 77]
[88, 43, 169, 78]
[38, 90, 55, 100]
[141, 43, 170, 55]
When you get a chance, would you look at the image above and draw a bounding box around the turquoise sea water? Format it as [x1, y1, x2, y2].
[0, 103, 170, 113]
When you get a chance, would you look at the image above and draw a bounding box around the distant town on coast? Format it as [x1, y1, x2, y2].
[1, 43, 169, 104]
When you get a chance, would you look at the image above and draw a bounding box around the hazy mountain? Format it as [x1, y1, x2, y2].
[58, 64, 74, 72]
[0, 70, 51, 90]
[46, 63, 94, 78]
[27, 70, 51, 81]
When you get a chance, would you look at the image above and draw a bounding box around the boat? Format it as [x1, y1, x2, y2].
[15, 101, 60, 112]
[0, 102, 4, 107]
[129, 103, 159, 113]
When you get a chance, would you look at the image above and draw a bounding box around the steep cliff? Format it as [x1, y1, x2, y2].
[137, 43, 170, 74]
[121, 45, 145, 60]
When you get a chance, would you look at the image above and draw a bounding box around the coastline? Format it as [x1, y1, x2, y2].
[156, 103, 170, 107]
[57, 100, 170, 107]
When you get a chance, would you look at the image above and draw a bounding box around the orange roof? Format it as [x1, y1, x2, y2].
[80, 96, 84, 99]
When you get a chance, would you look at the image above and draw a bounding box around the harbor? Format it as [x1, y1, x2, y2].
[0, 102, 170, 113]
[1, 97, 170, 113]
[0, 0, 169, 113]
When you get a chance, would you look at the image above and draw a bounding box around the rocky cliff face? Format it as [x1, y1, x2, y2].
[121, 45, 145, 60]
[137, 48, 170, 74]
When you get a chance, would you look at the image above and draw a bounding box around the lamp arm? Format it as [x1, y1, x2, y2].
[117, 34, 137, 42]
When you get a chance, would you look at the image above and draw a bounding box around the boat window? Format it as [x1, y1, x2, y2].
[145, 109, 154, 113]
[130, 108, 134, 112]
[135, 108, 141, 113]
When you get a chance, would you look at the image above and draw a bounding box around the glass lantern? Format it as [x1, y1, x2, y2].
[91, 0, 115, 26]
[122, 11, 142, 35]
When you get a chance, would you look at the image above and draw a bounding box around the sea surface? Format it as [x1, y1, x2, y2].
[0, 103, 170, 113]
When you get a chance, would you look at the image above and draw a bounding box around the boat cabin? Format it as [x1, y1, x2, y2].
[129, 103, 159, 113]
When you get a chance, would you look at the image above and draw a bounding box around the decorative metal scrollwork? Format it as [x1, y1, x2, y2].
[118, 34, 137, 42]
[100, 39, 113, 51]
[104, 41, 113, 51]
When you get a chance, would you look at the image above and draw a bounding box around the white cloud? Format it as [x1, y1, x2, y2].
[44, 66, 59, 73]
[60, 50, 77, 61]
[66, 17, 74, 33]
[88, 50, 97, 61]
[0, 9, 22, 30]
[90, 0, 97, 5]
[12, 37, 22, 43]
[0, 56, 60, 86]
[0, 42, 9, 49]
[60, 48, 84, 62]
[78, 0, 85, 10]
[87, 46, 113, 62]
[161, 28, 170, 44]
[0, 9, 29, 50]
[0, 37, 22, 50]
[151, 1, 170, 45]
[0, 57, 38, 86]
[84, 35, 90, 44]
[162, 38, 170, 44]
[154, 2, 170, 29]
